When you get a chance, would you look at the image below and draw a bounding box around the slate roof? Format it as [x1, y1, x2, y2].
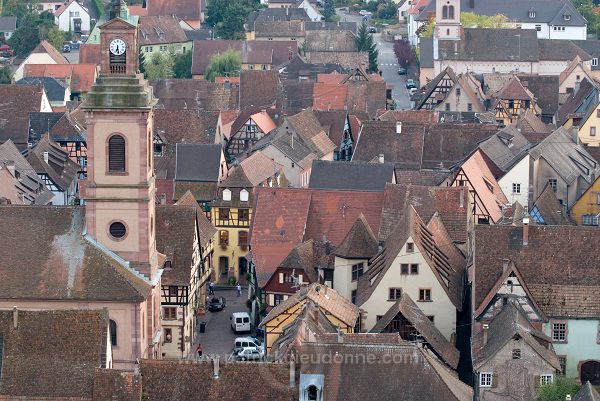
[515, 110, 552, 144]
[279, 80, 315, 109]
[0, 206, 151, 300]
[146, 0, 202, 20]
[479, 126, 531, 173]
[138, 16, 188, 46]
[25, 135, 79, 191]
[239, 150, 285, 186]
[156, 205, 198, 286]
[574, 381, 600, 401]
[370, 292, 460, 369]
[0, 309, 108, 399]
[556, 77, 599, 126]
[378, 183, 468, 244]
[334, 214, 379, 259]
[17, 77, 67, 103]
[28, 111, 64, 144]
[308, 160, 395, 191]
[278, 53, 345, 81]
[539, 39, 592, 61]
[151, 78, 239, 110]
[254, 20, 305, 38]
[175, 143, 222, 182]
[472, 302, 561, 370]
[184, 29, 212, 41]
[572, 39, 600, 71]
[48, 109, 87, 143]
[532, 184, 575, 225]
[261, 283, 359, 327]
[0, 84, 45, 149]
[417, 0, 586, 26]
[529, 127, 600, 186]
[140, 360, 296, 401]
[473, 224, 600, 318]
[246, 7, 309, 26]
[298, 341, 472, 401]
[239, 69, 280, 109]
[305, 21, 357, 32]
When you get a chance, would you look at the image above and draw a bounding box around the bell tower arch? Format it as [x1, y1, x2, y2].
[435, 0, 461, 40]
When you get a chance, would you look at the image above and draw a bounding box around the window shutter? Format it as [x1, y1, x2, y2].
[108, 135, 126, 172]
[278, 273, 284, 284]
[491, 373, 498, 388]
[534, 375, 540, 388]
[283, 295, 288, 300]
[298, 274, 303, 284]
[268, 294, 274, 306]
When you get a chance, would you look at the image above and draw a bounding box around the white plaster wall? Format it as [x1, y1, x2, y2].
[360, 236, 457, 340]
[498, 155, 531, 208]
[548, 25, 586, 40]
[333, 256, 368, 301]
[14, 53, 61, 81]
[260, 145, 303, 187]
[56, 1, 91, 32]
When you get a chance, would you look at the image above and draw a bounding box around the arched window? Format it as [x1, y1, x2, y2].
[448, 5, 455, 19]
[307, 385, 319, 401]
[109, 319, 118, 346]
[108, 135, 126, 172]
[442, 5, 449, 19]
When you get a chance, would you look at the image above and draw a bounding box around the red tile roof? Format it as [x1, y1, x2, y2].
[24, 63, 97, 93]
[313, 82, 348, 110]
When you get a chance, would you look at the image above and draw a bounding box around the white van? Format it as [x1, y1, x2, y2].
[233, 336, 262, 353]
[230, 312, 251, 333]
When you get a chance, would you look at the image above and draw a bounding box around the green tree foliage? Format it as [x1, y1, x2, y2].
[1, 0, 37, 23]
[206, 0, 259, 39]
[356, 23, 378, 72]
[536, 377, 580, 401]
[8, 14, 40, 57]
[41, 25, 65, 52]
[143, 49, 175, 80]
[205, 48, 241, 82]
[174, 50, 193, 78]
[377, 3, 397, 20]
[0, 64, 12, 83]
[323, 0, 336, 22]
[420, 13, 507, 38]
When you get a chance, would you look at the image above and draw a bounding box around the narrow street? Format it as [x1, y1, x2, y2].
[338, 8, 412, 109]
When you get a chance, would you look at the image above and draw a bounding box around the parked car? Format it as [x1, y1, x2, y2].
[359, 9, 368, 15]
[406, 79, 416, 89]
[230, 311, 251, 333]
[368, 26, 377, 33]
[0, 44, 13, 57]
[409, 87, 418, 96]
[208, 296, 226, 312]
[397, 67, 407, 75]
[63, 44, 71, 53]
[233, 336, 263, 354]
[236, 347, 265, 361]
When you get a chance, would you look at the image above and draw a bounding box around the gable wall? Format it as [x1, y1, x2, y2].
[261, 145, 303, 187]
[577, 104, 600, 146]
[498, 155, 532, 207]
[571, 177, 600, 224]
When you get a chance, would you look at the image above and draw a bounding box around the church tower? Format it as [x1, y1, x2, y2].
[82, 0, 159, 282]
[435, 0, 461, 40]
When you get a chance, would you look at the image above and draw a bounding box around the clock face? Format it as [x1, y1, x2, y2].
[109, 38, 126, 56]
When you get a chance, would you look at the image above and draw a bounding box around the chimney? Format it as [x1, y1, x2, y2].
[482, 323, 489, 345]
[160, 194, 166, 205]
[13, 306, 18, 329]
[378, 153, 384, 164]
[502, 259, 509, 274]
[337, 328, 344, 343]
[43, 151, 49, 164]
[396, 121, 402, 134]
[522, 217, 529, 246]
[212, 356, 220, 379]
[291, 133, 294, 149]
[289, 354, 296, 387]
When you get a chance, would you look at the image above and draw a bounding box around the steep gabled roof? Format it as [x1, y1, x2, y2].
[30, 40, 69, 64]
[574, 382, 600, 401]
[239, 150, 284, 186]
[175, 144, 222, 182]
[25, 135, 79, 191]
[0, 84, 46, 149]
[478, 125, 531, 173]
[533, 183, 575, 225]
[370, 292, 460, 369]
[334, 214, 379, 259]
[556, 78, 598, 125]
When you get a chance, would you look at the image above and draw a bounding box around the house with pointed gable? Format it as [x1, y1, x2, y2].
[225, 108, 278, 159]
[473, 301, 561, 401]
[357, 205, 466, 340]
[415, 67, 486, 113]
[449, 149, 509, 224]
[559, 56, 595, 104]
[14, 40, 69, 81]
[492, 76, 542, 128]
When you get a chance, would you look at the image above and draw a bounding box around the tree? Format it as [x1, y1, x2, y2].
[356, 23, 378, 72]
[206, 0, 259, 40]
[536, 377, 580, 401]
[143, 50, 175, 80]
[0, 64, 12, 83]
[323, 0, 336, 22]
[174, 50, 193, 78]
[42, 25, 65, 52]
[377, 3, 397, 20]
[394, 38, 414, 68]
[205, 48, 241, 82]
[8, 14, 40, 57]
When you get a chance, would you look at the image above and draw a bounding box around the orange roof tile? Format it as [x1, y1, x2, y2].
[317, 73, 345, 84]
[128, 4, 148, 16]
[250, 111, 277, 133]
[313, 83, 347, 111]
[24, 64, 97, 93]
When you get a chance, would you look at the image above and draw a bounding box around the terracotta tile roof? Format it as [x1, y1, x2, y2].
[214, 76, 240, 85]
[151, 78, 239, 110]
[0, 84, 45, 149]
[25, 135, 79, 191]
[140, 360, 296, 401]
[455, 149, 508, 223]
[495, 76, 534, 101]
[146, 0, 202, 20]
[24, 63, 98, 93]
[239, 150, 284, 186]
[250, 110, 277, 133]
[156, 205, 198, 285]
[79, 44, 102, 66]
[239, 69, 280, 109]
[287, 109, 335, 156]
[31, 40, 69, 64]
[127, 4, 148, 16]
[175, 190, 217, 246]
[313, 82, 348, 110]
[92, 369, 142, 401]
[515, 110, 552, 143]
[334, 214, 379, 259]
[262, 283, 359, 327]
[0, 206, 151, 299]
[370, 292, 460, 369]
[574, 381, 600, 401]
[305, 30, 358, 52]
[472, 302, 560, 371]
[473, 224, 600, 318]
[0, 309, 108, 398]
[271, 239, 333, 285]
[394, 167, 451, 186]
[378, 183, 468, 244]
[378, 109, 439, 123]
[308, 160, 395, 191]
[532, 184, 575, 225]
[191, 39, 242, 74]
[156, 178, 175, 204]
[298, 341, 472, 401]
[139, 16, 188, 46]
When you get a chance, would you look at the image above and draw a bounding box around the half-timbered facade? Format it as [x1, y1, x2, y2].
[415, 67, 485, 113]
[449, 150, 509, 224]
[493, 76, 541, 127]
[210, 167, 253, 284]
[226, 110, 277, 160]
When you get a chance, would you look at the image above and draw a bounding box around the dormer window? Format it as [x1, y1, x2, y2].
[222, 188, 232, 201]
[564, 14, 571, 21]
[240, 188, 249, 202]
[529, 10, 535, 19]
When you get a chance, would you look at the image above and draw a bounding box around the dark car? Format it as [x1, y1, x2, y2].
[208, 297, 226, 312]
[368, 26, 377, 33]
[405, 79, 416, 89]
[63, 44, 71, 53]
[397, 67, 407, 75]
